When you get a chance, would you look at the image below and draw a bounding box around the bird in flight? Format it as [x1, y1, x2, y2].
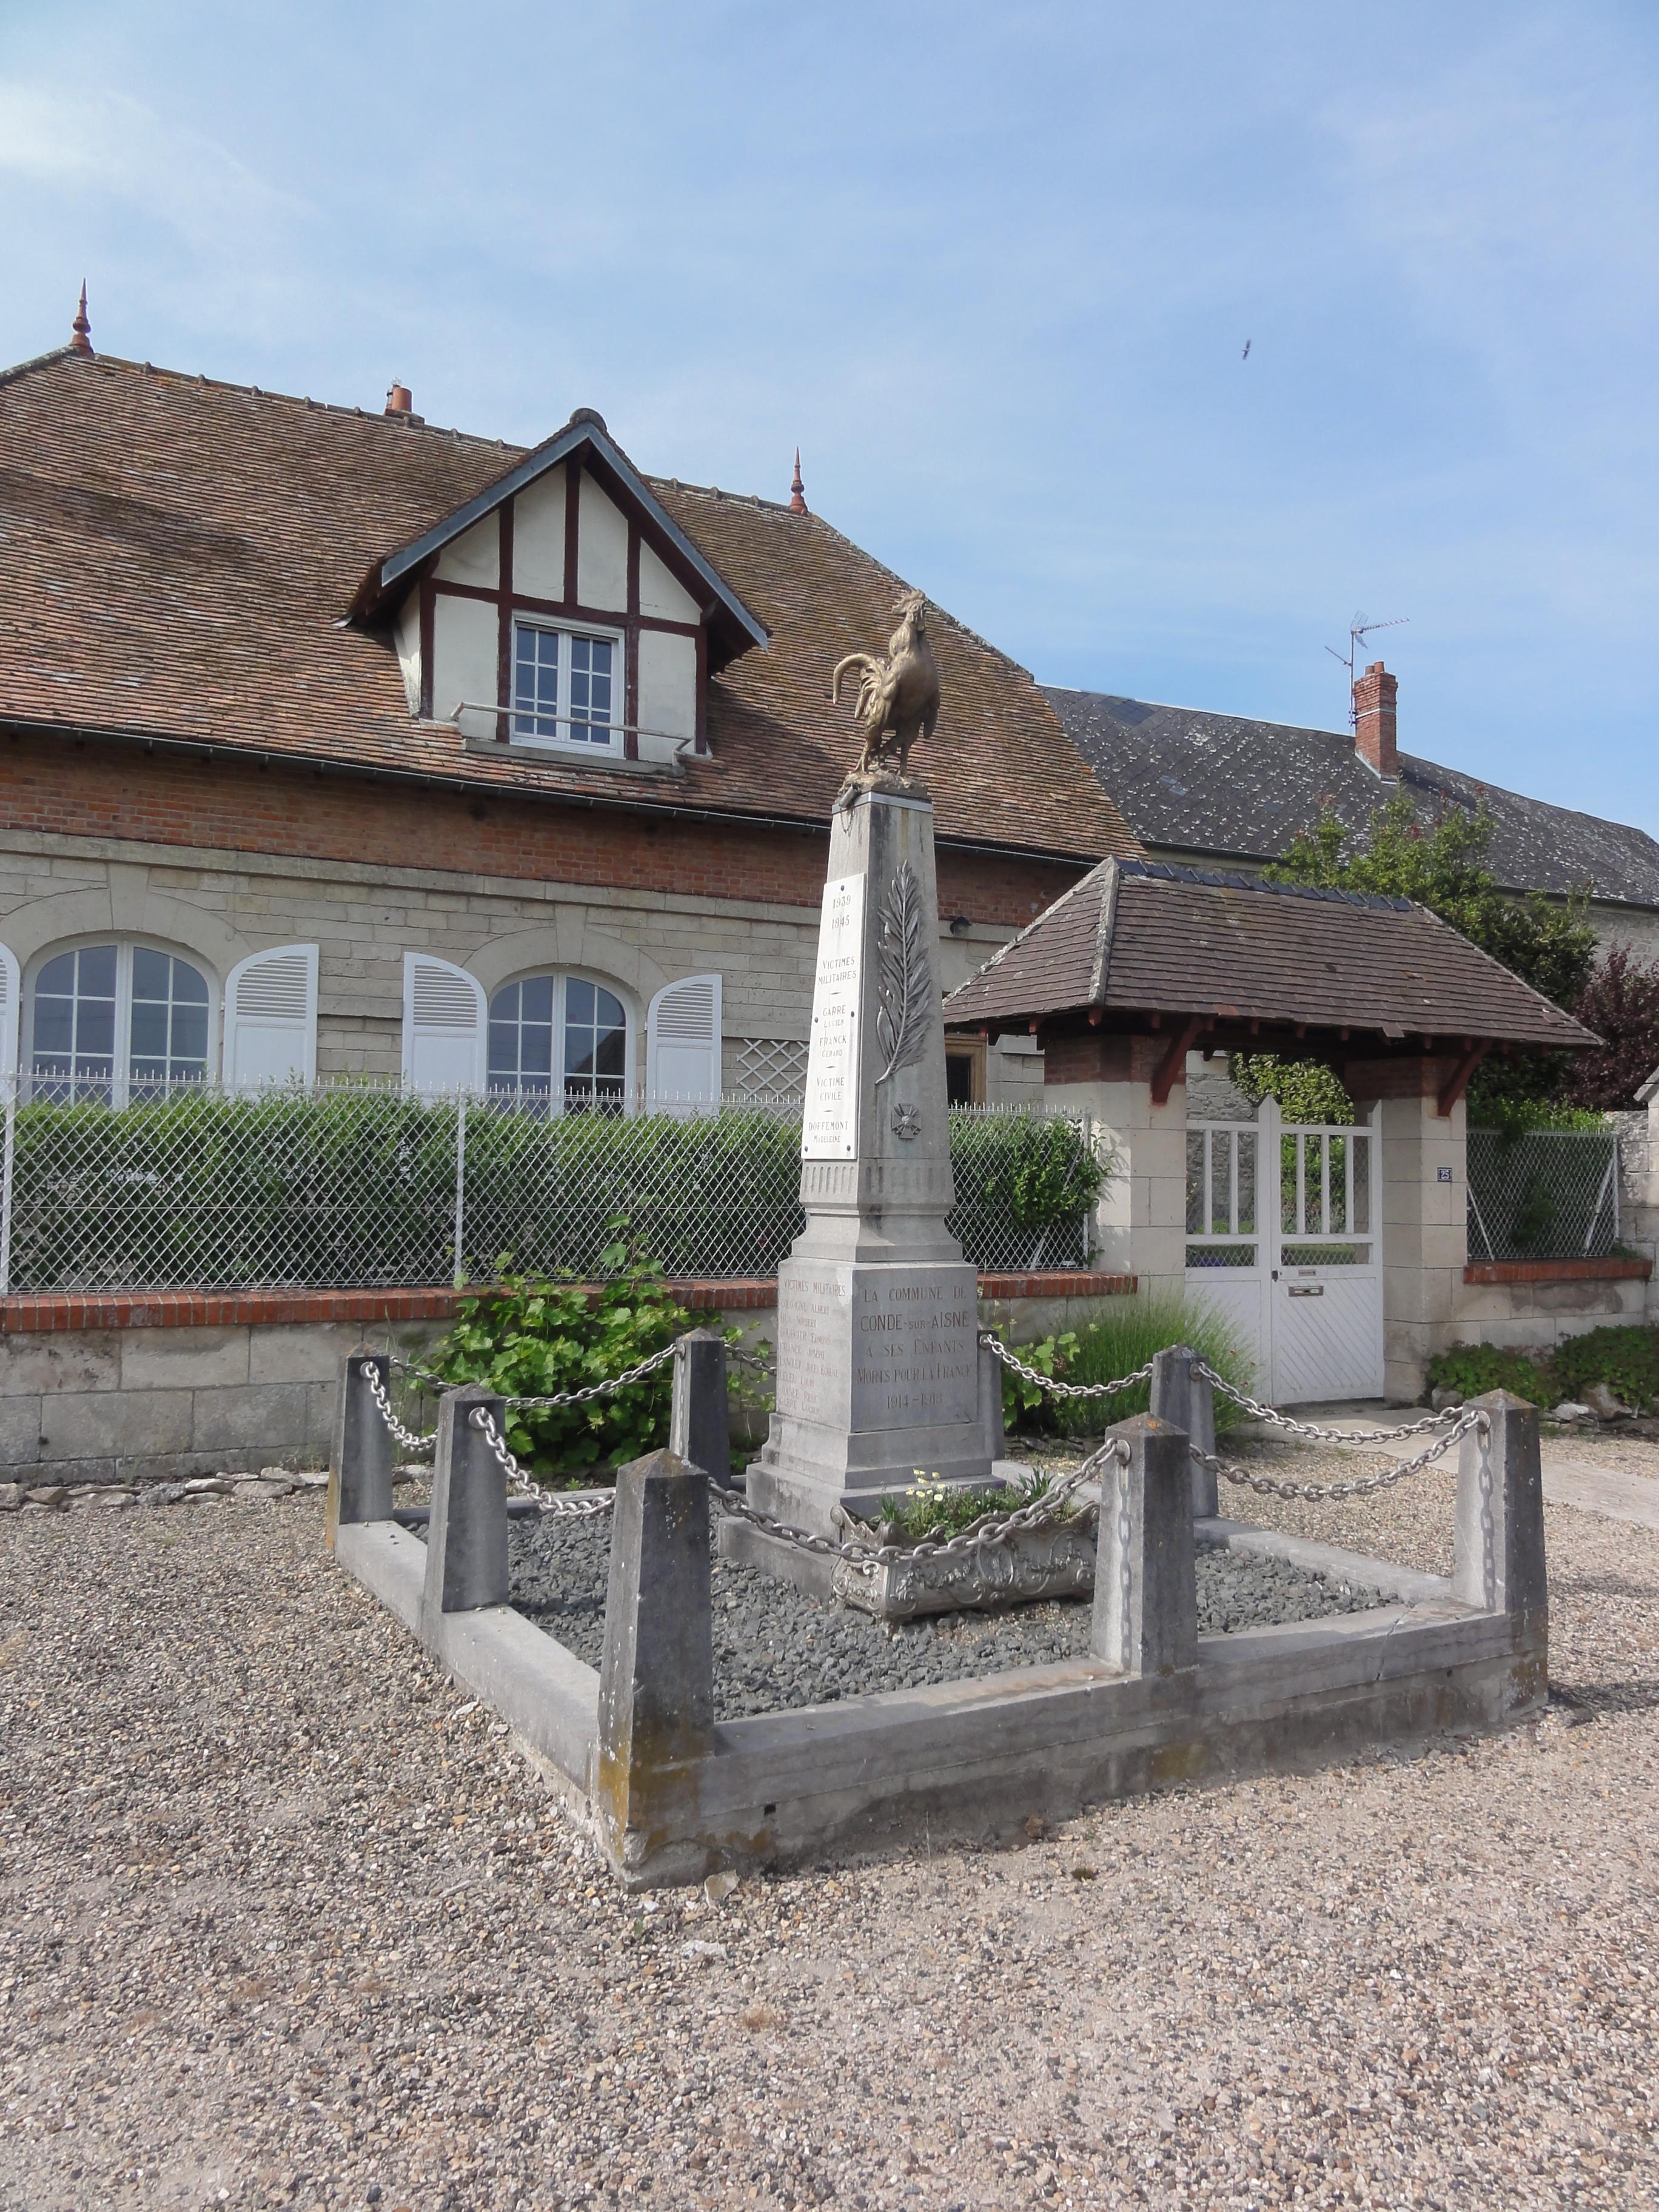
[1242, 339, 1252, 360]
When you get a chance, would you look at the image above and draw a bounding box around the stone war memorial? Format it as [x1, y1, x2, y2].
[329, 591, 1553, 1889]
[749, 596, 994, 1535]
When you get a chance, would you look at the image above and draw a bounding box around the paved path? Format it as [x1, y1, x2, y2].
[1264, 1405, 1659, 1532]
[1535, 1455, 1659, 1532]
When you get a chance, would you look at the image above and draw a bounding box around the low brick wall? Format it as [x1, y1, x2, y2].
[0, 1272, 1136, 1487]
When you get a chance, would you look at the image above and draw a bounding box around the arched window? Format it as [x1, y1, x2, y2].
[30, 943, 212, 1104]
[487, 974, 627, 1111]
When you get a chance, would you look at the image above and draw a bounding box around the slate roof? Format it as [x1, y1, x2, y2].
[1044, 686, 1659, 910]
[942, 857, 1594, 1050]
[0, 346, 1137, 863]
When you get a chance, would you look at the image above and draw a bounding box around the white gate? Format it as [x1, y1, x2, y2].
[1184, 1098, 1384, 1404]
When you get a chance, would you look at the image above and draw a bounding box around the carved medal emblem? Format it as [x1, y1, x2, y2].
[891, 1102, 922, 1141]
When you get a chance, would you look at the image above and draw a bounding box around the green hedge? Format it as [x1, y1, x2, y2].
[8, 1088, 1105, 1292]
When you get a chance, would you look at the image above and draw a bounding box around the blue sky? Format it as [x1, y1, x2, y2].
[2, 2, 1657, 833]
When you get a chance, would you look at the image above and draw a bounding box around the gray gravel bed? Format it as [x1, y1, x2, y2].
[496, 1512, 1387, 1718]
[5, 1469, 1659, 2210]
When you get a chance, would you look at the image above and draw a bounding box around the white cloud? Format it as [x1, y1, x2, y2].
[0, 79, 307, 250]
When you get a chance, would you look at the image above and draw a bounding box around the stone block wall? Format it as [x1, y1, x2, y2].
[0, 1318, 443, 1489]
[1449, 1264, 1649, 1355]
[0, 822, 1047, 1104]
[0, 1272, 1132, 1487]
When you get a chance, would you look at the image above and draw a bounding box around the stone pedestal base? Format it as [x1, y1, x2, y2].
[747, 1255, 991, 1536]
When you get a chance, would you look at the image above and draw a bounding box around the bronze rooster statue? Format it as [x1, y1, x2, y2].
[831, 592, 940, 778]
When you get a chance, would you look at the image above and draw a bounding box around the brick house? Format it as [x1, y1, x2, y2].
[0, 333, 1138, 1116]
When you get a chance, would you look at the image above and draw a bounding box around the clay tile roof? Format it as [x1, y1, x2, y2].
[943, 857, 1595, 1050]
[0, 349, 1138, 863]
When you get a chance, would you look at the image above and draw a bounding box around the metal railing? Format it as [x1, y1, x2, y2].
[0, 1076, 1102, 1295]
[1466, 1126, 1620, 1262]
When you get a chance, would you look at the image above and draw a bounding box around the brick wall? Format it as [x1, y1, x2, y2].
[1, 734, 1078, 926]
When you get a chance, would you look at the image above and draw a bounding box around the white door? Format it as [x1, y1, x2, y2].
[1185, 1099, 1384, 1406]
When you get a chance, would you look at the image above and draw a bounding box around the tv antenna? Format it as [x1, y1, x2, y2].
[1326, 611, 1408, 726]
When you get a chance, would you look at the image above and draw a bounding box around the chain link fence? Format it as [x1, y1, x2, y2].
[0, 1078, 1104, 1295]
[1466, 1126, 1620, 1262]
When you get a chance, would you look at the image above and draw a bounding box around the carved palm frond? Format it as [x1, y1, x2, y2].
[876, 862, 933, 1085]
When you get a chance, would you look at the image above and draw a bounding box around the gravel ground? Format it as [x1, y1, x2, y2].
[500, 1518, 1387, 1719]
[4, 1453, 1658, 2211]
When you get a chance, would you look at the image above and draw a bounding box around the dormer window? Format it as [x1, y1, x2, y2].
[511, 620, 620, 751]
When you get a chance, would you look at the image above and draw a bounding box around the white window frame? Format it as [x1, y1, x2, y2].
[509, 617, 625, 755]
[486, 969, 634, 1113]
[24, 939, 218, 1105]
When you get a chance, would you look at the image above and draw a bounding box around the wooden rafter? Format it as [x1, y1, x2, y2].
[1436, 1044, 1489, 1119]
[1151, 1015, 1205, 1107]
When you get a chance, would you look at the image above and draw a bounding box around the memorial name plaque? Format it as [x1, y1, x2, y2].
[800, 872, 865, 1161]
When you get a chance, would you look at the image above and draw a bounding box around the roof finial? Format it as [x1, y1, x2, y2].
[70, 280, 93, 358]
[789, 445, 807, 514]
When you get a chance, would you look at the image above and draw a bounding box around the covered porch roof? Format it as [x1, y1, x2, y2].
[943, 857, 1595, 1111]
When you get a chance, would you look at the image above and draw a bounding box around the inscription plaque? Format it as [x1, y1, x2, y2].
[800, 872, 865, 1161]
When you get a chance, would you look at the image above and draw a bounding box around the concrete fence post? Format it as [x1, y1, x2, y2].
[1453, 1389, 1548, 1696]
[1150, 1343, 1218, 1518]
[595, 1447, 715, 1886]
[424, 1384, 509, 1615]
[979, 1335, 1007, 1466]
[671, 1329, 731, 1489]
[1091, 1413, 1199, 1681]
[327, 1351, 395, 1550]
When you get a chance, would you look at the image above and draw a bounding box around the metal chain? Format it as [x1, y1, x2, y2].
[360, 1359, 437, 1455]
[468, 1406, 617, 1517]
[383, 1353, 451, 1394]
[980, 1334, 1156, 1403]
[1191, 1359, 1459, 1446]
[712, 1436, 1131, 1569]
[728, 1347, 777, 1378]
[497, 1339, 680, 1408]
[1195, 1404, 1487, 1502]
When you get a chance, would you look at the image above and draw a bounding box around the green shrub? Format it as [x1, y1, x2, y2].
[995, 1293, 1255, 1437]
[948, 1113, 1108, 1267]
[870, 1466, 1073, 1544]
[427, 1250, 698, 1480]
[8, 1088, 1106, 1292]
[1423, 1342, 1550, 1406]
[1550, 1326, 1659, 1413]
[1425, 1327, 1659, 1413]
[1472, 1098, 1606, 1139]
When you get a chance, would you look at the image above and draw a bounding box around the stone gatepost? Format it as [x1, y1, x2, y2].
[1037, 1033, 1187, 1301]
[747, 779, 990, 1535]
[424, 1384, 509, 1615]
[1344, 1058, 1466, 1403]
[1150, 1343, 1218, 1518]
[670, 1329, 731, 1489]
[327, 1351, 395, 1549]
[1091, 1413, 1199, 1681]
[595, 1447, 715, 1886]
[1453, 1388, 1547, 1708]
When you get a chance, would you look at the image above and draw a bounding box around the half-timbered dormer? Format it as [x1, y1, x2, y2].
[355, 408, 766, 772]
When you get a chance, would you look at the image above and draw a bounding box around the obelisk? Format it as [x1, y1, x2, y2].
[748, 755, 992, 1537]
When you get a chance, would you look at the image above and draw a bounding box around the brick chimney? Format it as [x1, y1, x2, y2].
[384, 380, 414, 416]
[1353, 660, 1398, 778]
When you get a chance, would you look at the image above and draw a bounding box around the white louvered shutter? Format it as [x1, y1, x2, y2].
[646, 973, 722, 1114]
[0, 941, 18, 1079]
[401, 953, 487, 1100]
[223, 944, 318, 1091]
